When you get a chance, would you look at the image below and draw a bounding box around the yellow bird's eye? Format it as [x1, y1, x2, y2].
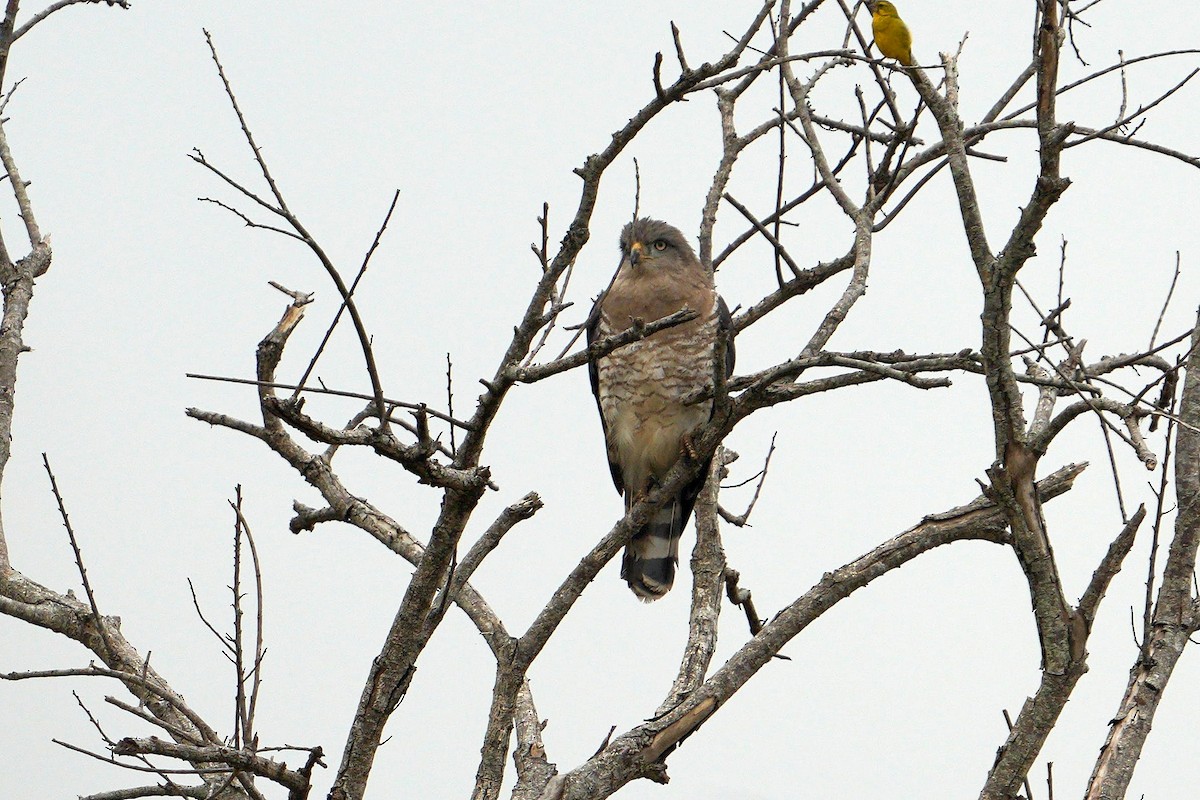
[653, 240, 668, 251]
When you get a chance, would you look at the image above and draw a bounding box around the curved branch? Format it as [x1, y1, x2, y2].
[543, 464, 1087, 798]
[13, 0, 130, 42]
[200, 32, 389, 422]
[656, 454, 726, 716]
[1085, 316, 1200, 798]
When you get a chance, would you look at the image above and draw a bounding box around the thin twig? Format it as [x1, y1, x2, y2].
[105, 696, 205, 747]
[51, 739, 232, 776]
[74, 692, 176, 784]
[78, 784, 209, 800]
[0, 116, 42, 248]
[291, 189, 401, 402]
[187, 578, 231, 655]
[1142, 401, 1176, 656]
[201, 30, 389, 423]
[43, 453, 115, 661]
[722, 193, 803, 278]
[445, 353, 457, 456]
[1064, 68, 1199, 149]
[1002, 708, 1036, 800]
[231, 487, 248, 749]
[187, 373, 472, 431]
[718, 433, 777, 526]
[1149, 252, 1181, 350]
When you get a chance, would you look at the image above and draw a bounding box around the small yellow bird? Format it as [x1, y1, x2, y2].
[868, 0, 915, 67]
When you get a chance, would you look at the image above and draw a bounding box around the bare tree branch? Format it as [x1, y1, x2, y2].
[1084, 317, 1200, 799]
[542, 464, 1087, 798]
[12, 0, 130, 42]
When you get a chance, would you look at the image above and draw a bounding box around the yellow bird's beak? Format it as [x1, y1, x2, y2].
[629, 241, 645, 267]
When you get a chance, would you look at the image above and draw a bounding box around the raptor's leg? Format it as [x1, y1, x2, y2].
[626, 482, 654, 511]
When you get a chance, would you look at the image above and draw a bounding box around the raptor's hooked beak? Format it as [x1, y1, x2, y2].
[629, 241, 644, 267]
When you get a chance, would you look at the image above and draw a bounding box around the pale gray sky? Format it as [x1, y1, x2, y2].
[2, 2, 1199, 799]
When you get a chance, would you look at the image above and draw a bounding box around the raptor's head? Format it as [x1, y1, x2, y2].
[618, 218, 698, 270]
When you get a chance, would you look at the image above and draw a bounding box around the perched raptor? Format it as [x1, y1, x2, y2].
[587, 218, 734, 601]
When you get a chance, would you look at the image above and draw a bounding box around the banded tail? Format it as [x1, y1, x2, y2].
[621, 497, 685, 601]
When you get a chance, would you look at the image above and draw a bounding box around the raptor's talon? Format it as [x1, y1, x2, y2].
[681, 433, 699, 462]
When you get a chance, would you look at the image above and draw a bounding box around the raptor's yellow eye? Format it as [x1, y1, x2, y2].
[653, 240, 667, 251]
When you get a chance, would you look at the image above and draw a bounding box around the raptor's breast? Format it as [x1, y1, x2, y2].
[595, 306, 720, 482]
